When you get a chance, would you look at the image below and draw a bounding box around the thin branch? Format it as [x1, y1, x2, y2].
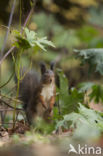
[0, 122, 14, 124]
[0, 99, 23, 111]
[6, 84, 17, 95]
[0, 1, 36, 66]
[0, 109, 14, 111]
[1, 93, 22, 103]
[0, 71, 15, 89]
[0, 122, 20, 124]
[23, 4, 34, 28]
[0, 46, 15, 65]
[0, 0, 16, 57]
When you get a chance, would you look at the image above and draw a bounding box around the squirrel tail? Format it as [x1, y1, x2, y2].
[15, 69, 40, 110]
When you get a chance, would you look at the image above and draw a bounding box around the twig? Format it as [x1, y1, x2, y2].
[22, 3, 34, 30]
[0, 1, 36, 65]
[0, 99, 23, 111]
[0, 0, 16, 57]
[0, 122, 18, 125]
[0, 71, 15, 89]
[6, 84, 17, 95]
[0, 46, 15, 65]
[0, 109, 14, 111]
[1, 93, 22, 103]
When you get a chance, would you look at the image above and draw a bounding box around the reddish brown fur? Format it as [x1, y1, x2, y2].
[49, 89, 56, 112]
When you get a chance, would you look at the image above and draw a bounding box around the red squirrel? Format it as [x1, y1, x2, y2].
[17, 62, 56, 125]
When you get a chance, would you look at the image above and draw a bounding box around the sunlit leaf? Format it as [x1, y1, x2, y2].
[14, 27, 55, 51]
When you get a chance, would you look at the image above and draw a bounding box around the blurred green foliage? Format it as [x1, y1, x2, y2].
[56, 69, 84, 115]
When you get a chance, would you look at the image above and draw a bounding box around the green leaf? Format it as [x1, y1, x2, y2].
[35, 41, 46, 51]
[24, 27, 36, 46]
[89, 84, 103, 103]
[56, 69, 84, 115]
[14, 28, 55, 51]
[15, 36, 31, 49]
[78, 82, 95, 93]
[74, 48, 103, 75]
[56, 104, 103, 139]
[37, 37, 55, 48]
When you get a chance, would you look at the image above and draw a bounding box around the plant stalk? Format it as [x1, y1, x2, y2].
[13, 49, 22, 128]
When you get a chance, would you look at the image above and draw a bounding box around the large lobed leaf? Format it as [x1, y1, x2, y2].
[56, 103, 103, 139]
[13, 28, 55, 51]
[74, 48, 103, 75]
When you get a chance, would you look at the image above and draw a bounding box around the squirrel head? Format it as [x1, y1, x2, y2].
[40, 62, 55, 85]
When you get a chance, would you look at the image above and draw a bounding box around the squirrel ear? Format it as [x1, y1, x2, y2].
[50, 61, 55, 71]
[40, 62, 47, 74]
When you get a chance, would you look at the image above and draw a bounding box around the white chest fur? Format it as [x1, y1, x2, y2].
[40, 84, 54, 101]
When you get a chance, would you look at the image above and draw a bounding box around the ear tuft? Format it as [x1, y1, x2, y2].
[40, 62, 46, 74]
[50, 61, 55, 71]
